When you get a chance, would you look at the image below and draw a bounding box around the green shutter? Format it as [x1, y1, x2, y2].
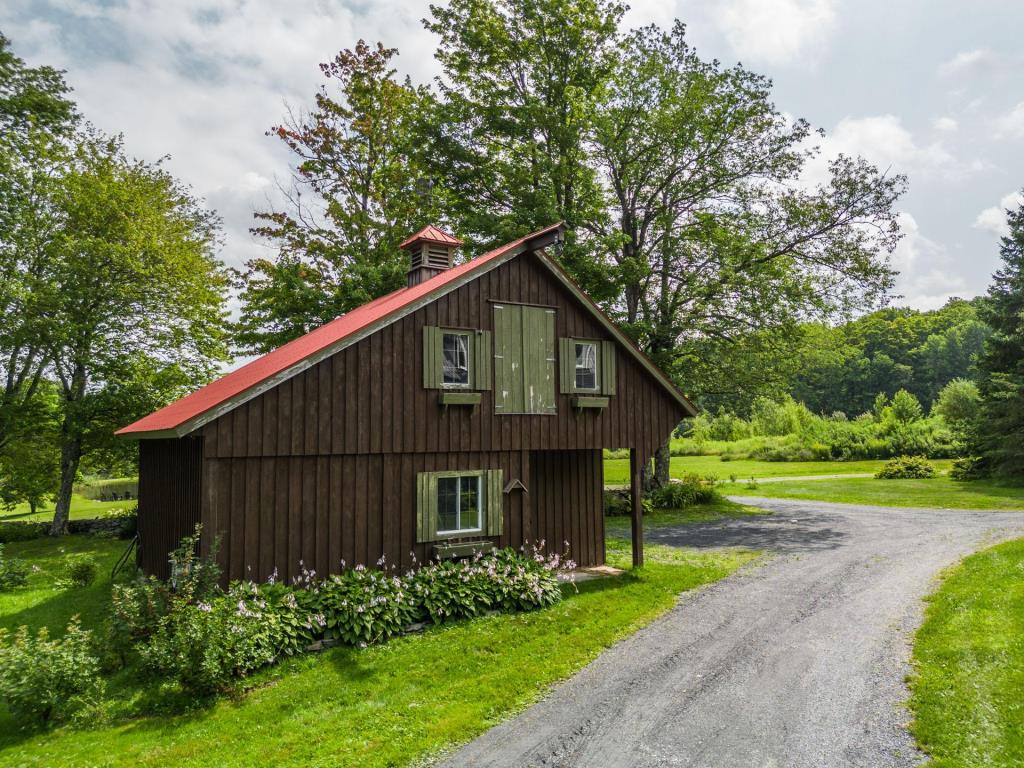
[486, 469, 503, 536]
[601, 340, 617, 395]
[559, 338, 573, 394]
[493, 305, 520, 411]
[474, 331, 492, 390]
[522, 307, 556, 413]
[422, 326, 442, 389]
[416, 472, 438, 543]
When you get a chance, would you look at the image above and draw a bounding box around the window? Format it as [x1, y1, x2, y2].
[422, 326, 492, 391]
[442, 332, 470, 387]
[574, 342, 598, 391]
[437, 475, 481, 533]
[416, 469, 504, 542]
[559, 338, 617, 396]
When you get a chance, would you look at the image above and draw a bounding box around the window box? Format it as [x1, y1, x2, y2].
[439, 391, 482, 407]
[432, 541, 496, 560]
[571, 395, 609, 409]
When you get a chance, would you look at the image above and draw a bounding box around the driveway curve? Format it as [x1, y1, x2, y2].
[438, 498, 1024, 768]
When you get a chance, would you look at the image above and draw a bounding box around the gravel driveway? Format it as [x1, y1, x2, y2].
[438, 498, 1024, 768]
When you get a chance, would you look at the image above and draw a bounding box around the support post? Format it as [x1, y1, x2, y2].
[629, 447, 644, 568]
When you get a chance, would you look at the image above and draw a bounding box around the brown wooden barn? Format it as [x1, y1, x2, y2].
[117, 223, 696, 581]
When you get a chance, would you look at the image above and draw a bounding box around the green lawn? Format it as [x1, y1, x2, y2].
[727, 476, 1024, 510]
[605, 497, 769, 537]
[0, 535, 757, 767]
[909, 537, 1024, 767]
[0, 494, 135, 523]
[602, 455, 954, 484]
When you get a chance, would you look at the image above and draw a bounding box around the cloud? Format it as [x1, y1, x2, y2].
[938, 48, 994, 75]
[802, 115, 957, 187]
[890, 212, 967, 311]
[932, 116, 958, 133]
[994, 101, 1024, 139]
[974, 190, 1024, 237]
[0, 0, 439, 275]
[713, 0, 836, 65]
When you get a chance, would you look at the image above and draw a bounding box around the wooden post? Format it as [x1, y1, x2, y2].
[629, 448, 644, 568]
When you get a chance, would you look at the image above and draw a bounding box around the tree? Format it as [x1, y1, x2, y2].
[888, 389, 923, 425]
[0, 381, 59, 515]
[0, 32, 77, 136]
[38, 132, 228, 534]
[236, 41, 439, 353]
[976, 193, 1024, 477]
[932, 378, 980, 443]
[587, 23, 903, 482]
[424, 0, 623, 294]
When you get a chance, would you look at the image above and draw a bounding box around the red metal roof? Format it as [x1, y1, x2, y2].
[398, 224, 463, 249]
[117, 223, 563, 436]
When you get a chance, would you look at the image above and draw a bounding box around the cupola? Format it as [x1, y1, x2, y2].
[400, 225, 463, 286]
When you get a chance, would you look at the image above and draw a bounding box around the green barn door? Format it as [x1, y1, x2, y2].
[493, 304, 556, 414]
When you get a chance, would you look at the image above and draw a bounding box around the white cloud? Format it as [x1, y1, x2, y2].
[994, 102, 1024, 139]
[803, 115, 957, 187]
[974, 190, 1024, 237]
[714, 0, 836, 65]
[890, 212, 967, 310]
[933, 116, 958, 133]
[0, 0, 439, 274]
[938, 48, 994, 75]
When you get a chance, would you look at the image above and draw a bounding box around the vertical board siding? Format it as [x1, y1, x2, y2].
[154, 251, 686, 582]
[137, 437, 203, 580]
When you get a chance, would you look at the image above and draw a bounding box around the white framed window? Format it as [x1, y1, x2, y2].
[441, 331, 471, 388]
[574, 341, 599, 391]
[436, 474, 482, 534]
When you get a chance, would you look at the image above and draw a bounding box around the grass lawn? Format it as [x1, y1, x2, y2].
[0, 536, 758, 767]
[602, 455, 954, 484]
[604, 497, 769, 537]
[727, 476, 1024, 510]
[909, 537, 1024, 767]
[0, 495, 135, 524]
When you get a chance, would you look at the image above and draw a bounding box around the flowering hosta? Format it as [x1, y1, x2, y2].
[302, 565, 419, 645]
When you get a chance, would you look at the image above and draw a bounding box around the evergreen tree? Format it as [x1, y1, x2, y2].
[976, 194, 1024, 477]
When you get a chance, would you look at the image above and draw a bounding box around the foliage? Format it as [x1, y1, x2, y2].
[236, 41, 440, 353]
[648, 475, 718, 509]
[949, 456, 988, 481]
[875, 456, 936, 480]
[302, 564, 414, 645]
[138, 585, 292, 697]
[909, 538, 1024, 766]
[932, 377, 981, 444]
[0, 543, 29, 591]
[59, 552, 98, 588]
[603, 489, 631, 516]
[0, 617, 103, 726]
[976, 193, 1024, 478]
[0, 520, 49, 543]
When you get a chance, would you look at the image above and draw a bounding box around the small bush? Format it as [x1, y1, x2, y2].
[103, 576, 173, 668]
[60, 553, 99, 588]
[0, 617, 104, 726]
[949, 456, 989, 481]
[0, 521, 48, 544]
[648, 475, 718, 509]
[875, 455, 936, 479]
[0, 544, 31, 591]
[603, 490, 630, 516]
[306, 565, 418, 644]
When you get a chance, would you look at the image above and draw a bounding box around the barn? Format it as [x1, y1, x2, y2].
[117, 222, 696, 581]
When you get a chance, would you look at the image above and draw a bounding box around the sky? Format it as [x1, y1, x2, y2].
[3, 0, 1023, 313]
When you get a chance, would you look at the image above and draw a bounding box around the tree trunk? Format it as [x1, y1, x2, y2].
[50, 432, 81, 536]
[653, 438, 671, 486]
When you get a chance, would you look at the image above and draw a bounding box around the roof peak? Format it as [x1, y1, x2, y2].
[399, 225, 463, 250]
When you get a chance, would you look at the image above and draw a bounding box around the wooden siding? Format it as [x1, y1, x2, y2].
[137, 436, 203, 579]
[201, 448, 603, 582]
[201, 252, 685, 462]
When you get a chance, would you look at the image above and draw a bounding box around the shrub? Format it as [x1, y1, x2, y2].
[603, 490, 630, 516]
[875, 455, 936, 479]
[167, 525, 221, 604]
[60, 553, 99, 588]
[949, 456, 989, 481]
[648, 475, 718, 509]
[485, 547, 564, 612]
[0, 544, 30, 591]
[409, 558, 496, 623]
[0, 521, 48, 544]
[103, 576, 173, 668]
[0, 618, 104, 726]
[304, 565, 417, 645]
